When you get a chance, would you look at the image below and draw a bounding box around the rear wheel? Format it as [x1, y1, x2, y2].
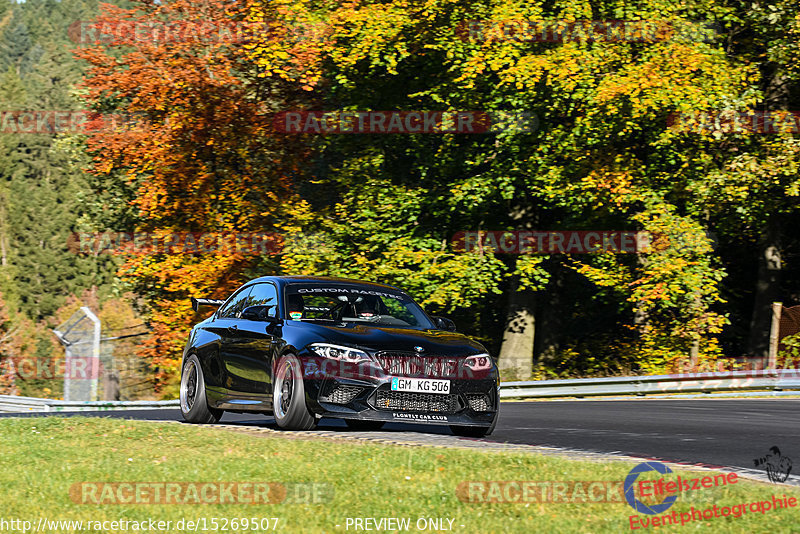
[273, 353, 317, 430]
[345, 419, 385, 431]
[180, 354, 222, 424]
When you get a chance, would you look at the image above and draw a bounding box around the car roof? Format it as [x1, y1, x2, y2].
[247, 275, 406, 293]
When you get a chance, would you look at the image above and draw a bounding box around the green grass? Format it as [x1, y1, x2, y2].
[0, 417, 798, 533]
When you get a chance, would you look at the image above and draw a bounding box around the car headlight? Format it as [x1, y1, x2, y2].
[309, 343, 372, 364]
[464, 353, 493, 371]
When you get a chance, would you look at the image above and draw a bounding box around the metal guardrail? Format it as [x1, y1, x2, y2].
[499, 369, 800, 399]
[2, 369, 799, 412]
[0, 395, 179, 413]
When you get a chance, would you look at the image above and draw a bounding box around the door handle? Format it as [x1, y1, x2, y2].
[228, 324, 238, 333]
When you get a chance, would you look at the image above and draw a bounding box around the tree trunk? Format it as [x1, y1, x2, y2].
[497, 276, 535, 380]
[748, 221, 782, 365]
[534, 264, 564, 365]
[103, 369, 121, 401]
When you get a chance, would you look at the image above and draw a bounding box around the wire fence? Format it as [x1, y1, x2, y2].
[48, 307, 152, 401]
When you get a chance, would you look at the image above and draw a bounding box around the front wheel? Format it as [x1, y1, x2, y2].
[180, 354, 222, 424]
[272, 353, 317, 430]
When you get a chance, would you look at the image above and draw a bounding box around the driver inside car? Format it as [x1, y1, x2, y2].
[355, 295, 386, 318]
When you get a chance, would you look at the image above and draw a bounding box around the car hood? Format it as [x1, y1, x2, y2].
[292, 322, 486, 357]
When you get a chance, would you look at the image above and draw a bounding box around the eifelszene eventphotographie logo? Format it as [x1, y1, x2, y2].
[624, 462, 679, 515]
[624, 460, 744, 529]
[753, 446, 793, 483]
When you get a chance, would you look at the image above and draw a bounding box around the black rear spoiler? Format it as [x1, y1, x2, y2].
[191, 297, 225, 312]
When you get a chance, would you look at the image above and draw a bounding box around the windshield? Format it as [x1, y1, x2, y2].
[284, 283, 434, 329]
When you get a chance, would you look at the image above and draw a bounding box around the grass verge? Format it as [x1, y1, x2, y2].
[0, 417, 797, 533]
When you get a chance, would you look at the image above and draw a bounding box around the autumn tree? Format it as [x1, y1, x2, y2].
[77, 0, 312, 389]
[242, 0, 748, 376]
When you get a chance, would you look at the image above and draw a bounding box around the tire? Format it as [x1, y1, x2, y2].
[180, 354, 222, 424]
[273, 353, 317, 430]
[345, 419, 385, 431]
[449, 413, 497, 438]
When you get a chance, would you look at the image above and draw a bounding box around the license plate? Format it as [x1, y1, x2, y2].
[391, 377, 450, 394]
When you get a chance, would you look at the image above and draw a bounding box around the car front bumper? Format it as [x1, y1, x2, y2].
[307, 376, 500, 427]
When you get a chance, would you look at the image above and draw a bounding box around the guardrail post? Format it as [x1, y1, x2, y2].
[80, 307, 101, 402]
[768, 302, 782, 370]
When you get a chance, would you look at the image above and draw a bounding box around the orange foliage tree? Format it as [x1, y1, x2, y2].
[77, 0, 312, 391]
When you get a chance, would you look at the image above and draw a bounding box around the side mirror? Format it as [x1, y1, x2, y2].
[432, 316, 457, 332]
[240, 305, 279, 322]
[191, 297, 225, 312]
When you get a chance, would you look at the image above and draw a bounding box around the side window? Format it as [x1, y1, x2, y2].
[247, 283, 278, 317]
[217, 286, 254, 319]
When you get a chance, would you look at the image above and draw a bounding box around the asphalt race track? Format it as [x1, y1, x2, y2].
[4, 399, 798, 473]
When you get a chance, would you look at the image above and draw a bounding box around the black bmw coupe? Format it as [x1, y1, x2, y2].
[180, 276, 499, 436]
